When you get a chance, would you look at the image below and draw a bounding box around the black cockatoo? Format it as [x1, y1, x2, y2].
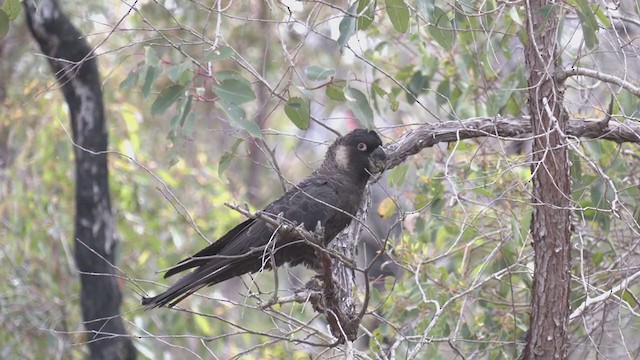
[142, 129, 386, 308]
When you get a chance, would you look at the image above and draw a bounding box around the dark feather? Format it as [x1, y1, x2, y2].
[163, 218, 256, 278]
[142, 129, 385, 308]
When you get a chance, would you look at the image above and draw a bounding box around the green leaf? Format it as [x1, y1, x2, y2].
[416, 0, 434, 20]
[337, 8, 357, 48]
[2, 0, 20, 20]
[167, 61, 193, 84]
[216, 100, 262, 138]
[179, 96, 193, 127]
[385, 0, 409, 33]
[371, 82, 387, 98]
[141, 66, 158, 98]
[218, 139, 244, 178]
[145, 47, 161, 68]
[236, 119, 262, 138]
[305, 65, 335, 81]
[326, 80, 347, 101]
[388, 91, 399, 111]
[0, 10, 8, 39]
[181, 111, 196, 138]
[168, 114, 181, 141]
[574, 0, 598, 29]
[215, 71, 252, 85]
[284, 97, 311, 130]
[407, 71, 430, 103]
[436, 79, 450, 107]
[151, 85, 185, 115]
[592, 251, 604, 266]
[508, 6, 523, 26]
[217, 100, 246, 123]
[119, 69, 139, 90]
[622, 290, 636, 306]
[387, 163, 409, 187]
[205, 46, 235, 61]
[213, 79, 256, 105]
[345, 87, 374, 128]
[429, 6, 455, 50]
[357, 0, 376, 30]
[573, 0, 599, 49]
[593, 6, 611, 28]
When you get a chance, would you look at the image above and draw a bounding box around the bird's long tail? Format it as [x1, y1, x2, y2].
[141, 219, 259, 308]
[141, 262, 234, 308]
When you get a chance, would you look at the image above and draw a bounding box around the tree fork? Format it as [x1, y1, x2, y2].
[523, 0, 572, 359]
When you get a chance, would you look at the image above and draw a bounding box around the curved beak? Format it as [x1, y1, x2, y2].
[368, 147, 387, 173]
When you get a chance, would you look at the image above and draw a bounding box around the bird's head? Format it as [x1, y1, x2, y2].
[329, 129, 387, 181]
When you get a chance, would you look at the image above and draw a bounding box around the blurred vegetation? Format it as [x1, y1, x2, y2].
[1, 0, 640, 359]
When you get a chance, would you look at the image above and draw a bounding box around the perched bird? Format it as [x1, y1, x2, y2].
[142, 129, 386, 308]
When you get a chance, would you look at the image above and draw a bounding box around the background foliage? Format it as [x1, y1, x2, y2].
[1, 0, 640, 358]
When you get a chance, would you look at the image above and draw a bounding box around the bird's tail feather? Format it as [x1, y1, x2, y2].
[163, 219, 255, 279]
[142, 263, 234, 308]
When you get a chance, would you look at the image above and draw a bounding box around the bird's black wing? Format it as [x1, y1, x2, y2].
[163, 218, 256, 278]
[142, 177, 346, 308]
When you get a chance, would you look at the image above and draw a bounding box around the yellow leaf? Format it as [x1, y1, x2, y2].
[377, 197, 397, 219]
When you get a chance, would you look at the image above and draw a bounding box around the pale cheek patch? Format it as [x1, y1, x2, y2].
[334, 145, 351, 170]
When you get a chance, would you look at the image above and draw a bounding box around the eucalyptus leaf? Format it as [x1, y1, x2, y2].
[142, 65, 158, 98]
[145, 47, 161, 69]
[120, 69, 139, 90]
[206, 46, 235, 61]
[326, 81, 347, 101]
[305, 65, 335, 81]
[337, 6, 357, 48]
[345, 87, 374, 128]
[429, 6, 455, 50]
[213, 79, 256, 105]
[0, 10, 7, 39]
[2, 0, 20, 20]
[284, 97, 311, 130]
[167, 61, 193, 84]
[218, 138, 244, 178]
[216, 100, 262, 138]
[385, 0, 409, 33]
[357, 0, 376, 30]
[151, 85, 186, 115]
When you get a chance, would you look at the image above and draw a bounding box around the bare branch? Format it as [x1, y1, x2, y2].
[570, 269, 640, 320]
[384, 116, 640, 170]
[558, 67, 640, 96]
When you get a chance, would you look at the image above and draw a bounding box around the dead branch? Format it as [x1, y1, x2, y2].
[383, 116, 640, 170]
[558, 68, 640, 96]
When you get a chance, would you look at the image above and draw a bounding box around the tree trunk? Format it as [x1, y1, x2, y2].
[24, 1, 136, 358]
[522, 0, 572, 359]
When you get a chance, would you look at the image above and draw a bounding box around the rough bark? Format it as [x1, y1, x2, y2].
[24, 1, 136, 358]
[522, 1, 572, 359]
[382, 116, 640, 170]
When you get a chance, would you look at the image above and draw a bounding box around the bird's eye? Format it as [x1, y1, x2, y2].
[357, 143, 367, 152]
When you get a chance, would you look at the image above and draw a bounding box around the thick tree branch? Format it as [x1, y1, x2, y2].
[383, 116, 640, 170]
[558, 67, 640, 96]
